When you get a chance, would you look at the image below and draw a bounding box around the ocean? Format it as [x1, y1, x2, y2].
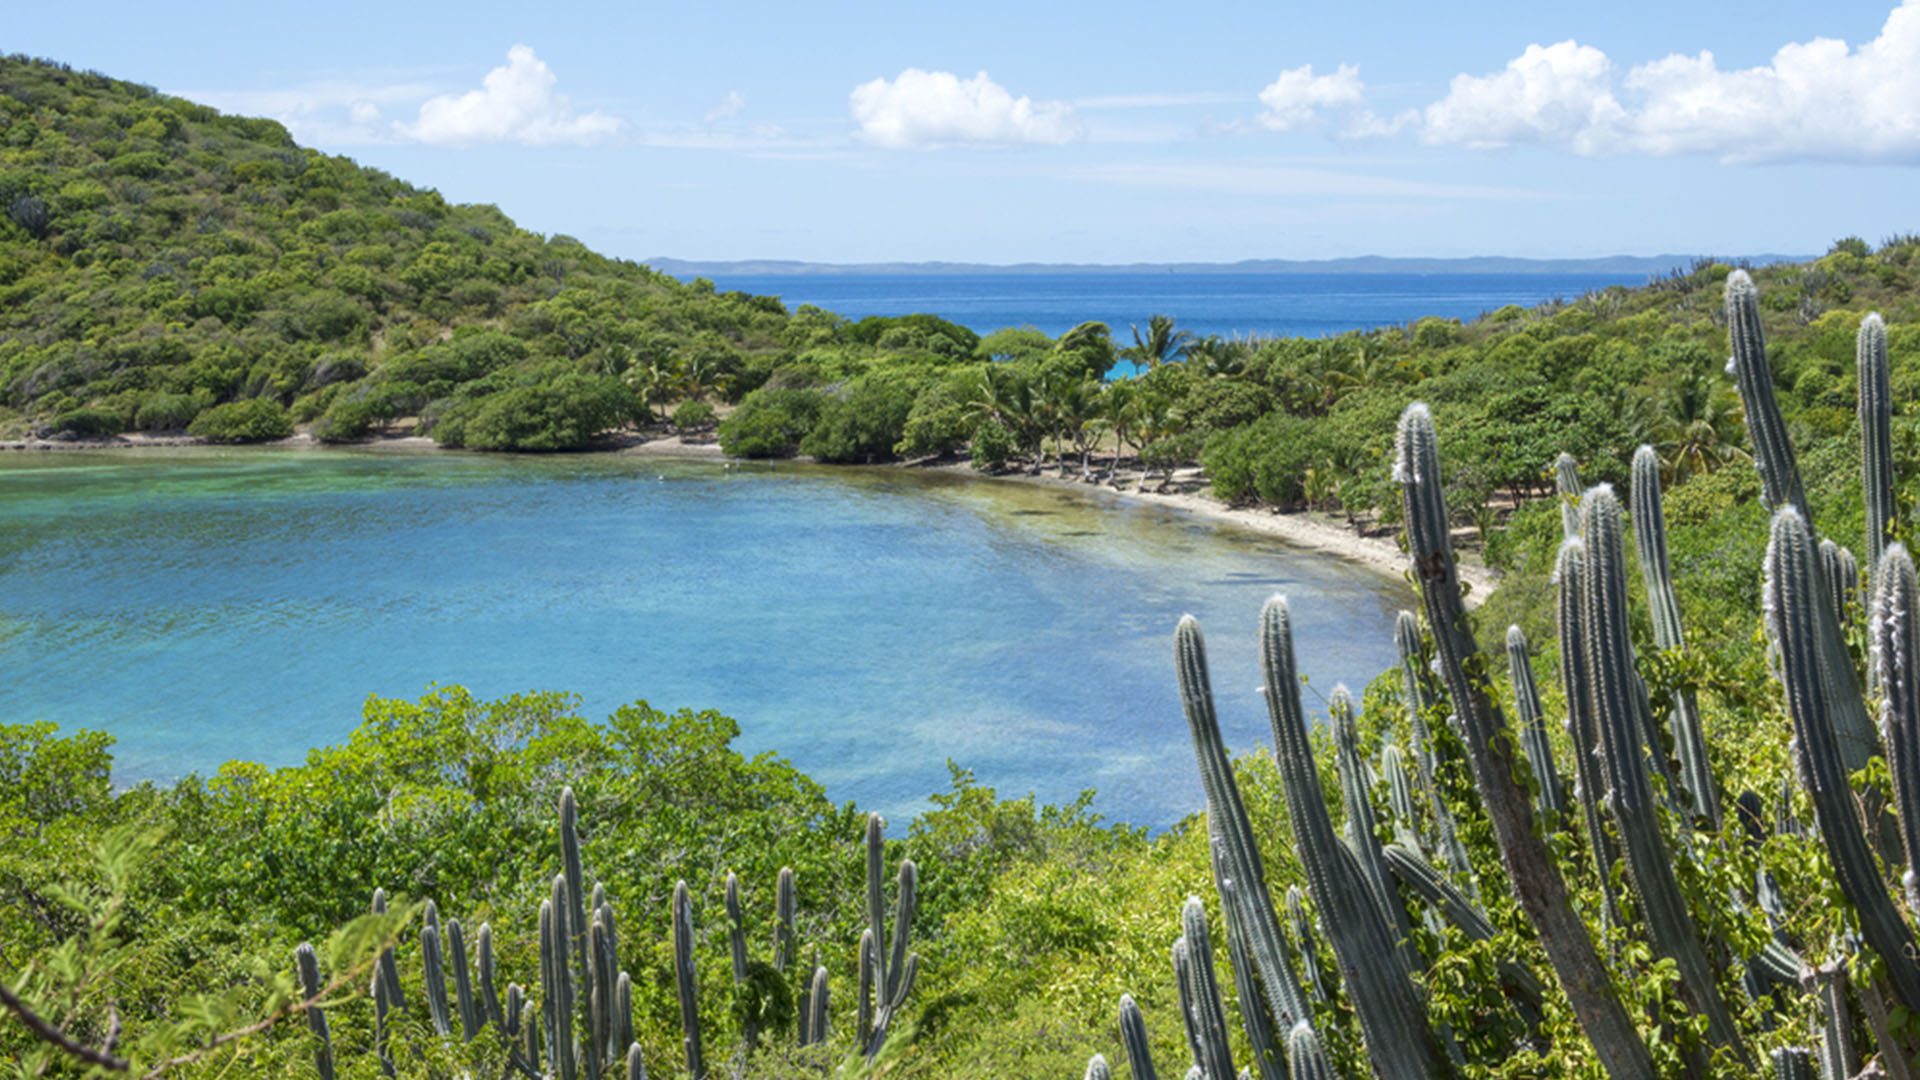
[691, 270, 1653, 339]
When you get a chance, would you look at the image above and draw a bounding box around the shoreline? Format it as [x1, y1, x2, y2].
[2, 430, 1495, 603]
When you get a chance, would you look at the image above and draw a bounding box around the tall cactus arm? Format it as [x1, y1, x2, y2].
[1175, 617, 1313, 1031]
[1395, 611, 1474, 888]
[1086, 1054, 1116, 1080]
[1557, 541, 1624, 935]
[477, 923, 505, 1034]
[1381, 744, 1424, 852]
[1577, 485, 1747, 1060]
[1861, 312, 1895, 580]
[671, 880, 704, 1080]
[1119, 993, 1162, 1080]
[1555, 453, 1583, 541]
[1382, 843, 1545, 1008]
[1330, 684, 1415, 955]
[1209, 824, 1285, 1080]
[422, 902, 452, 1038]
[1631, 445, 1720, 828]
[446, 917, 480, 1042]
[1259, 597, 1447, 1078]
[1505, 625, 1568, 821]
[295, 943, 334, 1080]
[1768, 507, 1920, 1013]
[1725, 270, 1810, 518]
[1873, 544, 1920, 911]
[774, 867, 796, 974]
[371, 888, 404, 1010]
[561, 788, 590, 1006]
[1285, 1022, 1335, 1080]
[1772, 1047, 1814, 1080]
[1395, 403, 1655, 1080]
[1178, 897, 1239, 1080]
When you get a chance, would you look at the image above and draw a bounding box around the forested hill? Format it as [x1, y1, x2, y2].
[0, 54, 796, 446]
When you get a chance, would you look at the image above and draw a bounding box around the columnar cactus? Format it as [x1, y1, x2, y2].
[1285, 1022, 1334, 1080]
[1860, 312, 1894, 580]
[774, 866, 796, 973]
[1725, 269, 1809, 517]
[1873, 545, 1920, 911]
[1086, 1053, 1115, 1080]
[1395, 403, 1655, 1079]
[1768, 507, 1920, 1013]
[1258, 596, 1446, 1077]
[1174, 617, 1311, 1032]
[422, 901, 451, 1037]
[1555, 452, 1583, 541]
[1574, 485, 1747, 1059]
[1119, 994, 1160, 1080]
[295, 943, 334, 1080]
[1772, 1047, 1814, 1080]
[801, 966, 829, 1047]
[446, 917, 479, 1041]
[671, 880, 703, 1080]
[1504, 625, 1567, 821]
[1208, 824, 1283, 1080]
[1814, 959, 1855, 1080]
[1381, 843, 1545, 1010]
[1555, 541, 1622, 936]
[1380, 744, 1423, 852]
[859, 812, 919, 1060]
[1174, 896, 1237, 1080]
[1330, 684, 1414, 961]
[1393, 610, 1473, 888]
[1631, 445, 1719, 828]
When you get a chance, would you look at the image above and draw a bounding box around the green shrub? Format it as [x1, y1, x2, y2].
[187, 398, 294, 443]
[438, 372, 633, 451]
[1201, 413, 1326, 508]
[672, 399, 717, 432]
[718, 387, 828, 458]
[45, 406, 123, 438]
[312, 396, 382, 442]
[969, 418, 1017, 472]
[133, 391, 208, 432]
[800, 379, 916, 463]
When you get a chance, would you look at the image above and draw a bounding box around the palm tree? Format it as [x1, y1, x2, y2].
[1638, 369, 1748, 480]
[970, 366, 1047, 474]
[1186, 335, 1247, 378]
[1042, 374, 1101, 478]
[1121, 315, 1193, 372]
[1092, 380, 1138, 485]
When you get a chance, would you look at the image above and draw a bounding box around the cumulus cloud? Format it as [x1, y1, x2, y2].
[1420, 2, 1920, 161]
[402, 45, 621, 146]
[849, 69, 1081, 148]
[1256, 64, 1367, 132]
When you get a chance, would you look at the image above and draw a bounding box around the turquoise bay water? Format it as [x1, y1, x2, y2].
[0, 450, 1408, 824]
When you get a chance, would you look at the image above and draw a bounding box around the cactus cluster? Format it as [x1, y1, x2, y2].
[293, 789, 916, 1080]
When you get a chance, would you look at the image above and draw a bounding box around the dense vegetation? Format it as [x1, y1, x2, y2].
[19, 48, 1920, 1080]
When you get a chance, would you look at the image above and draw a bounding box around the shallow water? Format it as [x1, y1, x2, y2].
[0, 449, 1409, 824]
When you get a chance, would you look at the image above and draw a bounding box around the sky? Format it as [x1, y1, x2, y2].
[11, 1, 1920, 263]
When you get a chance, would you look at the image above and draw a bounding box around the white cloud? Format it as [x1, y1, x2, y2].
[849, 69, 1081, 148]
[1420, 2, 1920, 161]
[402, 45, 621, 146]
[1420, 41, 1625, 151]
[184, 80, 433, 145]
[1256, 64, 1367, 132]
[705, 90, 746, 124]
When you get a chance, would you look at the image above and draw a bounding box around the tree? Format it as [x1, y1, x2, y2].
[1120, 315, 1192, 372]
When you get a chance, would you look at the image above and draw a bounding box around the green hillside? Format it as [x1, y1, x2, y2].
[0, 54, 799, 447]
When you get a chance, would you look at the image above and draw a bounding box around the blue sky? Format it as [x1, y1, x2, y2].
[11, 1, 1919, 263]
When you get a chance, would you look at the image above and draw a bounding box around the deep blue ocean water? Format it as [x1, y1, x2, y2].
[0, 450, 1408, 825]
[697, 270, 1650, 339]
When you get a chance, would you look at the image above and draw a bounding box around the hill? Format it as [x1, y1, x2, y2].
[0, 54, 797, 448]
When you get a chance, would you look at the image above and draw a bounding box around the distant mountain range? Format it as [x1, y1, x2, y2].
[645, 254, 1814, 278]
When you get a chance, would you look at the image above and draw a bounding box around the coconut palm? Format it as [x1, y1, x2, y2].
[1121, 315, 1193, 371]
[1637, 368, 1749, 480]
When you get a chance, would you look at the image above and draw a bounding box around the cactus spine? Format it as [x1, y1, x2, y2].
[1576, 485, 1747, 1059]
[860, 812, 919, 1060]
[1631, 445, 1719, 828]
[1174, 617, 1311, 1032]
[295, 943, 334, 1080]
[671, 880, 703, 1080]
[1505, 625, 1567, 821]
[1772, 1047, 1815, 1080]
[1119, 993, 1161, 1080]
[1770, 508, 1920, 1012]
[1259, 595, 1445, 1078]
[1284, 1021, 1334, 1080]
[1395, 403, 1655, 1079]
[1556, 540, 1624, 937]
[1874, 545, 1920, 911]
[1861, 312, 1894, 578]
[1381, 744, 1423, 852]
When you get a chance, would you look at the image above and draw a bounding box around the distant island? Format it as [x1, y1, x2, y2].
[643, 253, 1814, 277]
